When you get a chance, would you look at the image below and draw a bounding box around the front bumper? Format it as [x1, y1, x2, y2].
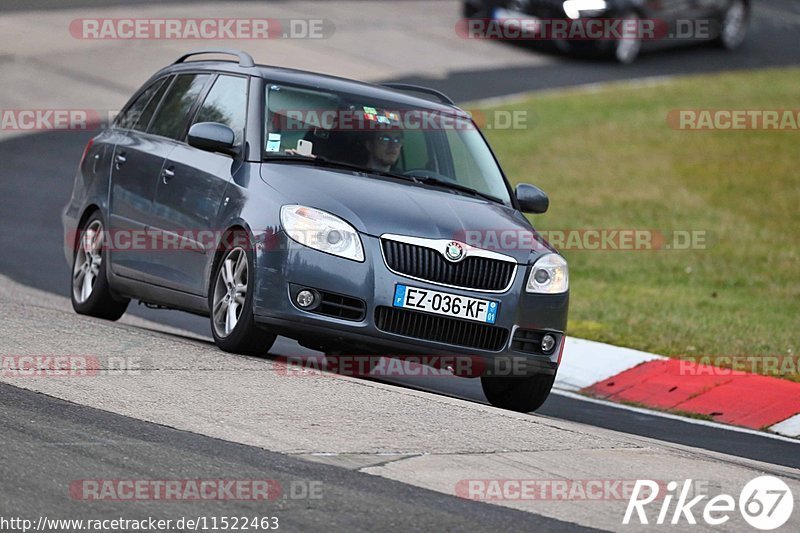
[253, 231, 568, 376]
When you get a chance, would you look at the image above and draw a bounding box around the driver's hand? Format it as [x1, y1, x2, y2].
[284, 149, 316, 158]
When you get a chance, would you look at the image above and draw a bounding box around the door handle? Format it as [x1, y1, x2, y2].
[162, 167, 175, 183]
[114, 153, 127, 169]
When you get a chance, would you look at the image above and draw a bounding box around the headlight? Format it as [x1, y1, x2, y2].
[280, 205, 364, 262]
[526, 253, 568, 294]
[563, 0, 607, 19]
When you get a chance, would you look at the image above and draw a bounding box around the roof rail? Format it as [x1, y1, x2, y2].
[381, 83, 456, 106]
[174, 49, 255, 68]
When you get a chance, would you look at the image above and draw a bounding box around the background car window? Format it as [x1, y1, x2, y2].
[115, 78, 165, 130]
[148, 74, 210, 140]
[193, 75, 248, 146]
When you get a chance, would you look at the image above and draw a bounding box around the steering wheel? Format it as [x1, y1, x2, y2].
[403, 169, 456, 182]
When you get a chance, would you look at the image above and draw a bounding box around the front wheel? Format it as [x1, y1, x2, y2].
[209, 244, 276, 356]
[481, 373, 555, 412]
[71, 213, 129, 321]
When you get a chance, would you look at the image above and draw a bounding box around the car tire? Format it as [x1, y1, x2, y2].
[716, 0, 748, 50]
[481, 373, 555, 412]
[71, 212, 129, 321]
[209, 239, 276, 356]
[612, 12, 642, 64]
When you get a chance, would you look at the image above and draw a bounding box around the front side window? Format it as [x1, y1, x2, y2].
[264, 84, 511, 204]
[116, 78, 166, 130]
[133, 77, 171, 132]
[148, 74, 211, 140]
[192, 75, 249, 146]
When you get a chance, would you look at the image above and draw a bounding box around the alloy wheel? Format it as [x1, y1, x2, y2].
[212, 247, 249, 337]
[72, 220, 104, 304]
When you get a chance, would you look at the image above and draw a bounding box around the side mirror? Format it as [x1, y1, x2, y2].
[515, 183, 549, 214]
[187, 122, 237, 156]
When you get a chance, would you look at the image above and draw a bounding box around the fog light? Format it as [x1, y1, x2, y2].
[296, 289, 317, 309]
[541, 334, 556, 354]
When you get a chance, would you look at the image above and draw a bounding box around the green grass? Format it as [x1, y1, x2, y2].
[477, 68, 800, 377]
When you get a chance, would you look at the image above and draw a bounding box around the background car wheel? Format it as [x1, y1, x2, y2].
[71, 213, 129, 321]
[716, 0, 748, 50]
[481, 373, 555, 412]
[210, 242, 276, 356]
[612, 12, 642, 64]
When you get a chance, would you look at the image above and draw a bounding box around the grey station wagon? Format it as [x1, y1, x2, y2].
[63, 49, 569, 412]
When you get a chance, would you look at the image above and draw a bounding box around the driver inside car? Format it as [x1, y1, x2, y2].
[363, 129, 403, 172]
[286, 127, 404, 173]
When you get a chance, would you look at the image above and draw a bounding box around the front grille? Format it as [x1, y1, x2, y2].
[381, 239, 515, 291]
[375, 306, 509, 351]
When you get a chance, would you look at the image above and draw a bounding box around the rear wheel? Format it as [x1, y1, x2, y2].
[612, 12, 642, 64]
[481, 373, 555, 412]
[209, 243, 276, 356]
[71, 213, 129, 321]
[716, 0, 748, 50]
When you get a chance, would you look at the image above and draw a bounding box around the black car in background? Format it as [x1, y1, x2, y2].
[463, 0, 750, 63]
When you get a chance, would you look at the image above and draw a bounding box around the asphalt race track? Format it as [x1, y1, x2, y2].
[1, 1, 800, 530]
[1, 383, 591, 531]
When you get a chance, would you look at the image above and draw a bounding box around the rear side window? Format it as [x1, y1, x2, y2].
[192, 75, 249, 146]
[148, 74, 211, 140]
[116, 78, 166, 130]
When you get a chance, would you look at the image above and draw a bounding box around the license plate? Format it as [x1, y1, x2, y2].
[392, 284, 499, 324]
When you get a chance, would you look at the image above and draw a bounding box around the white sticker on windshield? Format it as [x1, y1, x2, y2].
[266, 133, 281, 152]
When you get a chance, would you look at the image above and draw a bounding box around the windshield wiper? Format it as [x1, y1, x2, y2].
[263, 154, 419, 183]
[413, 176, 504, 204]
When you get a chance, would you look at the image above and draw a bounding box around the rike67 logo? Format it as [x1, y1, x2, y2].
[624, 476, 794, 530]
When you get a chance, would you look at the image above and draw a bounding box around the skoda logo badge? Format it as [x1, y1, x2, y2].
[444, 241, 465, 262]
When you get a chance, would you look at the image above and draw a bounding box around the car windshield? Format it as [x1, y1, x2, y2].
[264, 84, 512, 204]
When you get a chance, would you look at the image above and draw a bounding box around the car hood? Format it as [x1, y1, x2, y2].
[261, 163, 551, 264]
